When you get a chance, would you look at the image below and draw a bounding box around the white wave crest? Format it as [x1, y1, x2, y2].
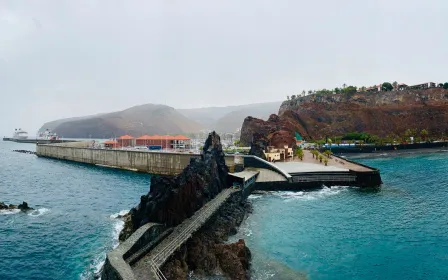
[0, 209, 21, 215]
[248, 194, 263, 200]
[80, 211, 127, 280]
[109, 209, 129, 219]
[28, 208, 50, 217]
[273, 186, 349, 201]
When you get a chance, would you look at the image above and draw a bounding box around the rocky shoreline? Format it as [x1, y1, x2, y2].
[114, 132, 253, 279]
[161, 192, 252, 280]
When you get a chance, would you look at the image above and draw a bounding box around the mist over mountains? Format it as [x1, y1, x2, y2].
[39, 101, 282, 138]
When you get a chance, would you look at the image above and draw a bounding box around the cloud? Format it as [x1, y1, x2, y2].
[0, 0, 447, 135]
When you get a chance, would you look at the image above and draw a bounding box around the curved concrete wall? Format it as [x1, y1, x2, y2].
[243, 155, 292, 181]
[102, 223, 168, 280]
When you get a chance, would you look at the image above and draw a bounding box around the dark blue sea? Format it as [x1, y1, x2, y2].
[1, 141, 448, 280]
[0, 141, 151, 280]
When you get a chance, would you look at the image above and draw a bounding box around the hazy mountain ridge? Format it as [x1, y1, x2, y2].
[39, 104, 203, 138]
[39, 101, 282, 138]
[178, 101, 282, 132]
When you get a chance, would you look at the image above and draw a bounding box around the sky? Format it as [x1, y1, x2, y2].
[1, 0, 447, 136]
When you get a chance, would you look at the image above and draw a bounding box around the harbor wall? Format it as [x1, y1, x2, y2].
[36, 144, 235, 175]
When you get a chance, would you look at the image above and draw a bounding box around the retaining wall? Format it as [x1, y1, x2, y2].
[36, 144, 235, 175]
[102, 223, 168, 280]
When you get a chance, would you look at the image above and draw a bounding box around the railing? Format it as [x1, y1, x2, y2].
[145, 188, 236, 274]
[292, 175, 356, 183]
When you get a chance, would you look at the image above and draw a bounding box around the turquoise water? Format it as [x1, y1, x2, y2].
[232, 151, 448, 279]
[0, 141, 150, 279]
[2, 141, 448, 280]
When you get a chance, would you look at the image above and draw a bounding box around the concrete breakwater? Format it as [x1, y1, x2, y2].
[36, 142, 236, 175]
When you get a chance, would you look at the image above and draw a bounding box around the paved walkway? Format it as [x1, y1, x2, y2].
[284, 150, 371, 172]
[131, 188, 237, 280]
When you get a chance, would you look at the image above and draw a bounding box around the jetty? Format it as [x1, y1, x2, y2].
[34, 138, 381, 280]
[35, 142, 381, 188]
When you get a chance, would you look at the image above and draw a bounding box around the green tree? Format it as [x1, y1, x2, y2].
[291, 95, 296, 100]
[286, 95, 290, 100]
[343, 86, 357, 96]
[443, 82, 448, 89]
[334, 88, 341, 94]
[420, 129, 429, 141]
[318, 154, 323, 163]
[324, 158, 329, 166]
[382, 82, 393, 91]
[295, 147, 304, 160]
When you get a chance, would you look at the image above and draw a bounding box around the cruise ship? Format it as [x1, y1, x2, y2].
[13, 129, 29, 140]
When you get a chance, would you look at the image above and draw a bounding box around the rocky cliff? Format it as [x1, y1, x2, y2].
[241, 88, 448, 142]
[124, 131, 229, 238]
[240, 114, 297, 147]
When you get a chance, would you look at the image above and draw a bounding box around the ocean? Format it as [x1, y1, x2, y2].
[0, 141, 150, 279]
[1, 141, 448, 279]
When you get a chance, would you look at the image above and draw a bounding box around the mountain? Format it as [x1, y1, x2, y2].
[39, 104, 203, 139]
[178, 101, 282, 132]
[241, 88, 448, 144]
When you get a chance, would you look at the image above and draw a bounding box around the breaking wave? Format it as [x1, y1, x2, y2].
[80, 210, 128, 280]
[0, 209, 21, 215]
[28, 208, 50, 217]
[272, 186, 349, 201]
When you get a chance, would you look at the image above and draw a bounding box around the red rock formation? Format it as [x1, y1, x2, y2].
[240, 114, 297, 147]
[241, 88, 448, 142]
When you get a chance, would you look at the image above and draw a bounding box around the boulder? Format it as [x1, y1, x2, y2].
[0, 201, 34, 211]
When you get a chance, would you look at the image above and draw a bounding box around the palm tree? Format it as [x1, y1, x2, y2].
[324, 158, 328, 166]
[318, 154, 323, 163]
[420, 129, 429, 142]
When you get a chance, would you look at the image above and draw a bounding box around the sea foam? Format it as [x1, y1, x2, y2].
[80, 210, 128, 280]
[28, 208, 50, 217]
[0, 209, 21, 215]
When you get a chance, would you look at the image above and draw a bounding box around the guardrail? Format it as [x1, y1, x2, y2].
[292, 175, 356, 183]
[242, 155, 292, 181]
[148, 188, 236, 268]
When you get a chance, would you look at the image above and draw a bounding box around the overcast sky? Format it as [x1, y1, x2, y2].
[1, 0, 447, 136]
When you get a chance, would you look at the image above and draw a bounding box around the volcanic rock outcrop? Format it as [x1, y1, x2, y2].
[241, 88, 448, 142]
[162, 193, 252, 280]
[123, 131, 229, 239]
[240, 114, 297, 147]
[0, 201, 34, 211]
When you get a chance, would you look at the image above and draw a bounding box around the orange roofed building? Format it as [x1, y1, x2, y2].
[135, 134, 191, 150]
[117, 135, 135, 147]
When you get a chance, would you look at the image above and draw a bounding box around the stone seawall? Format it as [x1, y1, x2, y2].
[36, 144, 235, 175]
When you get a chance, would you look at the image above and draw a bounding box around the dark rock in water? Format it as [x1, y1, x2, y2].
[18, 201, 33, 211]
[13, 150, 36, 155]
[0, 201, 34, 211]
[124, 131, 229, 240]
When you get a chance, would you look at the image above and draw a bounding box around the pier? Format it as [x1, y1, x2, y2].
[74, 140, 380, 279]
[36, 142, 381, 187]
